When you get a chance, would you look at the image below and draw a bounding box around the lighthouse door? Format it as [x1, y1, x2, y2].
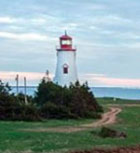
[63, 64, 69, 74]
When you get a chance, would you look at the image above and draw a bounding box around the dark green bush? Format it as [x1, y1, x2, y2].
[99, 127, 127, 138]
[41, 102, 75, 119]
[0, 80, 40, 121]
[0, 79, 103, 121]
[35, 80, 64, 106]
[0, 100, 40, 121]
[35, 80, 103, 119]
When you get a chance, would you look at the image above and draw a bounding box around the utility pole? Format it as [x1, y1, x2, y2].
[45, 70, 51, 82]
[24, 77, 28, 104]
[15, 74, 19, 95]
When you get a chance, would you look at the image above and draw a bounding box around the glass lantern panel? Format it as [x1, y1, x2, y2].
[62, 40, 71, 45]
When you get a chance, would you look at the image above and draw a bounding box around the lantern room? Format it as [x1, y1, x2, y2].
[57, 31, 76, 51]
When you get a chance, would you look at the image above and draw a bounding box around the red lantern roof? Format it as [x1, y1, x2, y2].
[60, 31, 72, 40]
[57, 31, 76, 52]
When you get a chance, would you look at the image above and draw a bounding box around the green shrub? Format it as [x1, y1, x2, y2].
[0, 79, 103, 120]
[0, 80, 40, 121]
[35, 80, 103, 119]
[99, 127, 127, 138]
[0, 100, 40, 121]
[40, 102, 77, 119]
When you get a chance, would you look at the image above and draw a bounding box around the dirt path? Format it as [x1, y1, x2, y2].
[23, 107, 122, 133]
[83, 107, 122, 128]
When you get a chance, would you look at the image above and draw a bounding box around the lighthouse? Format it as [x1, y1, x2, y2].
[54, 32, 78, 86]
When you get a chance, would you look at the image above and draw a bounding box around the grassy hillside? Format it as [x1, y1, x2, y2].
[97, 97, 140, 105]
[0, 98, 140, 153]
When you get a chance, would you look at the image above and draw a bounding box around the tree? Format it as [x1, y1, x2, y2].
[34, 79, 64, 106]
[68, 81, 103, 118]
[0, 80, 40, 121]
[35, 80, 103, 119]
[0, 80, 12, 102]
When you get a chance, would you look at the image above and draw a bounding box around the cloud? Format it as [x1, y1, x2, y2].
[1, 71, 140, 87]
[0, 17, 16, 23]
[84, 73, 140, 87]
[0, 0, 140, 88]
[88, 15, 132, 26]
[96, 77, 140, 87]
[0, 31, 56, 41]
[0, 15, 52, 25]
[30, 18, 47, 25]
[86, 4, 107, 10]
[126, 42, 140, 49]
[0, 71, 54, 85]
[0, 71, 44, 80]
[0, 15, 63, 32]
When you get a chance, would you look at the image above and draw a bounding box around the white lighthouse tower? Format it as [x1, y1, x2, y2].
[54, 32, 78, 86]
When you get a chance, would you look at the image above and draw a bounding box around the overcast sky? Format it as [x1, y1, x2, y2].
[0, 0, 140, 87]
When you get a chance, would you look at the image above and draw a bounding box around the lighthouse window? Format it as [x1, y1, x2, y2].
[63, 64, 69, 74]
[64, 67, 68, 74]
[62, 40, 71, 45]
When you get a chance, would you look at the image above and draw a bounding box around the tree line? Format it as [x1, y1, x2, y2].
[0, 80, 103, 121]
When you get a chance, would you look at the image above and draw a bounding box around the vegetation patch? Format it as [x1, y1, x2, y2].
[0, 79, 103, 121]
[0, 104, 140, 152]
[98, 127, 127, 138]
[35, 80, 103, 119]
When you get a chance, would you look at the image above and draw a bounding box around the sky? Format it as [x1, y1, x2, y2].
[0, 0, 140, 87]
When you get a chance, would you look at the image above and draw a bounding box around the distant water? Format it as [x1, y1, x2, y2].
[11, 87, 140, 100]
[11, 86, 37, 96]
[91, 87, 140, 100]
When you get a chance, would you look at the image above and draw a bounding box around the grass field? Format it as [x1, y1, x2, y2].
[96, 97, 140, 105]
[0, 98, 140, 153]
